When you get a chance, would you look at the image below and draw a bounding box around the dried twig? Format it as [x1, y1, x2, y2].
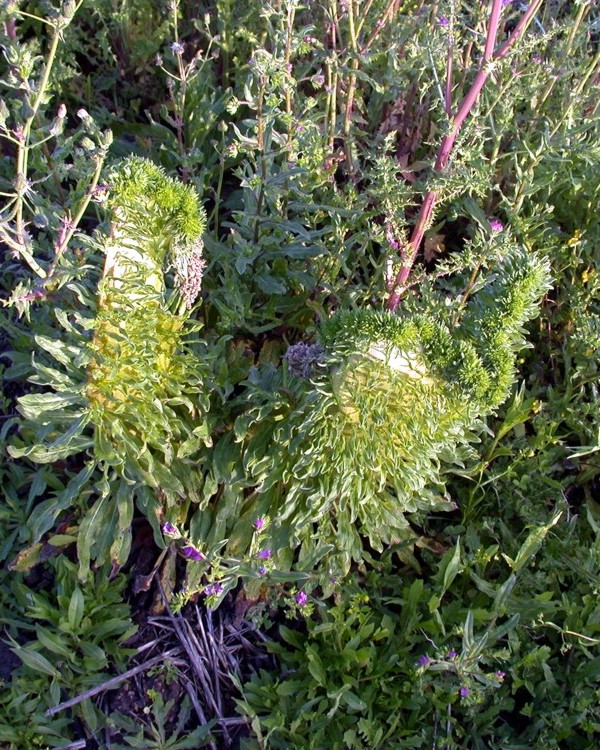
[45, 650, 182, 717]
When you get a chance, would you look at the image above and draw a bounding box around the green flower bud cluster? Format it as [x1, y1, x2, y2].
[108, 156, 206, 247]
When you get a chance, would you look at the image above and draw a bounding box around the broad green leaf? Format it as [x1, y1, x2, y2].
[11, 645, 60, 678]
[68, 587, 85, 631]
[306, 645, 327, 686]
[36, 626, 73, 659]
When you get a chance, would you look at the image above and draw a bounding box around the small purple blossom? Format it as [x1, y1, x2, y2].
[313, 73, 325, 86]
[181, 545, 205, 562]
[416, 655, 430, 667]
[171, 41, 184, 55]
[162, 522, 180, 538]
[258, 566, 268, 576]
[490, 218, 504, 233]
[257, 549, 272, 559]
[254, 517, 265, 531]
[447, 650, 458, 659]
[459, 686, 470, 697]
[438, 17, 449, 26]
[204, 583, 224, 596]
[284, 342, 324, 379]
[495, 671, 506, 680]
[295, 591, 308, 607]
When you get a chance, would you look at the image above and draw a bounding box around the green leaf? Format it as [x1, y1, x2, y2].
[306, 645, 327, 686]
[36, 626, 73, 659]
[506, 511, 562, 573]
[68, 587, 85, 631]
[441, 538, 462, 596]
[493, 574, 517, 613]
[11, 644, 60, 678]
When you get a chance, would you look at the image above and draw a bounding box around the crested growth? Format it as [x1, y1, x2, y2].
[237, 246, 551, 572]
[9, 157, 210, 573]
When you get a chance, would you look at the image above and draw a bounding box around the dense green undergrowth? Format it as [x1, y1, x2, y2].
[1, 0, 599, 747]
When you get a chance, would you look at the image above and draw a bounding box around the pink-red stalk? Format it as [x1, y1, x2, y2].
[386, 0, 544, 312]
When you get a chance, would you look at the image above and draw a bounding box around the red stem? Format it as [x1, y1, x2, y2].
[386, 0, 543, 312]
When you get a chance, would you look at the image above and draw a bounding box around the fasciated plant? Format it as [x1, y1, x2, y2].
[7, 156, 211, 575]
[228, 239, 551, 575]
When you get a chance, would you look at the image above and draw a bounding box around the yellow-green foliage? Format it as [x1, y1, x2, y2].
[87, 157, 210, 488]
[239, 247, 551, 568]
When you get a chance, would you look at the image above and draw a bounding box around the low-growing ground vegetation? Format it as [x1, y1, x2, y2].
[1, 0, 599, 747]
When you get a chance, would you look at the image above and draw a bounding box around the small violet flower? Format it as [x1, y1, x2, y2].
[254, 517, 265, 531]
[438, 17, 449, 26]
[162, 522, 181, 538]
[490, 218, 504, 233]
[416, 655, 430, 667]
[495, 671, 506, 680]
[258, 566, 268, 576]
[171, 41, 184, 55]
[447, 650, 458, 659]
[204, 583, 224, 596]
[257, 549, 272, 559]
[181, 545, 205, 562]
[295, 591, 308, 607]
[459, 686, 470, 697]
[313, 73, 325, 86]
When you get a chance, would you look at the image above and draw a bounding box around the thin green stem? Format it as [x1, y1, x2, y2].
[15, 23, 61, 243]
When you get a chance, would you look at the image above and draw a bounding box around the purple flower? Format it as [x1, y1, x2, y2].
[254, 517, 265, 531]
[284, 342, 324, 379]
[459, 686, 470, 697]
[181, 545, 205, 562]
[205, 583, 224, 596]
[171, 41, 184, 55]
[490, 218, 504, 233]
[258, 566, 268, 576]
[416, 655, 430, 667]
[447, 650, 458, 659]
[295, 591, 308, 607]
[495, 671, 506, 680]
[257, 549, 272, 559]
[162, 522, 181, 538]
[313, 73, 325, 86]
[438, 17, 449, 26]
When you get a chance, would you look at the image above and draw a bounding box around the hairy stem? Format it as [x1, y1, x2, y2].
[386, 0, 544, 311]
